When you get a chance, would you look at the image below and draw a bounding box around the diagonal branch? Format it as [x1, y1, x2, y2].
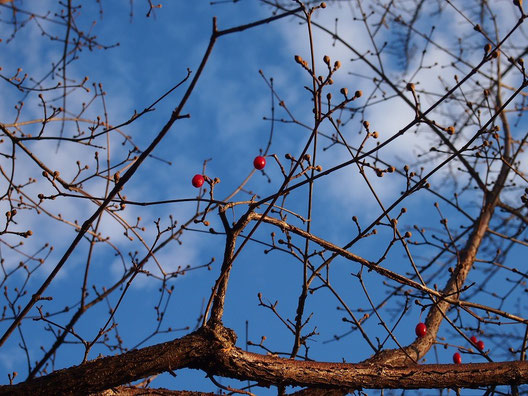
[251, 212, 527, 324]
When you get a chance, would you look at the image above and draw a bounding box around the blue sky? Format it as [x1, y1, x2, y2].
[0, 1, 527, 394]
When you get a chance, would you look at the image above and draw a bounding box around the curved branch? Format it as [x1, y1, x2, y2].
[2, 325, 527, 395]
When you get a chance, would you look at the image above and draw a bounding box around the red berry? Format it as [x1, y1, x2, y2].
[470, 336, 478, 344]
[476, 340, 485, 351]
[415, 322, 427, 338]
[453, 352, 462, 364]
[191, 174, 204, 188]
[253, 156, 266, 170]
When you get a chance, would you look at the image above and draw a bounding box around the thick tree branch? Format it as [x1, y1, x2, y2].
[0, 326, 224, 396]
[2, 325, 528, 395]
[92, 387, 219, 396]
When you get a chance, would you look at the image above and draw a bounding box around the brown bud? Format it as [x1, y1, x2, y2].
[355, 90, 362, 98]
[334, 60, 341, 69]
[484, 43, 492, 53]
[363, 120, 370, 129]
[321, 2, 327, 8]
[447, 126, 455, 135]
[294, 55, 303, 64]
[340, 87, 348, 96]
[406, 82, 415, 91]
[323, 55, 330, 64]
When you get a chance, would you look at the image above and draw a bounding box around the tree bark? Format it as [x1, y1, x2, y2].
[2, 325, 527, 395]
[92, 387, 219, 396]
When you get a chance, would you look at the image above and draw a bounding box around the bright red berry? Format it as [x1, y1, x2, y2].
[470, 336, 478, 344]
[253, 156, 266, 170]
[191, 174, 204, 188]
[476, 340, 485, 351]
[453, 352, 462, 364]
[415, 322, 427, 338]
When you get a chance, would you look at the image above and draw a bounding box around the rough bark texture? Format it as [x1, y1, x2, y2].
[92, 388, 219, 396]
[0, 327, 224, 396]
[2, 325, 527, 395]
[288, 390, 347, 396]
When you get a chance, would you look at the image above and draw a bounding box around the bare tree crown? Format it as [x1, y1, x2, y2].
[0, 1, 527, 395]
